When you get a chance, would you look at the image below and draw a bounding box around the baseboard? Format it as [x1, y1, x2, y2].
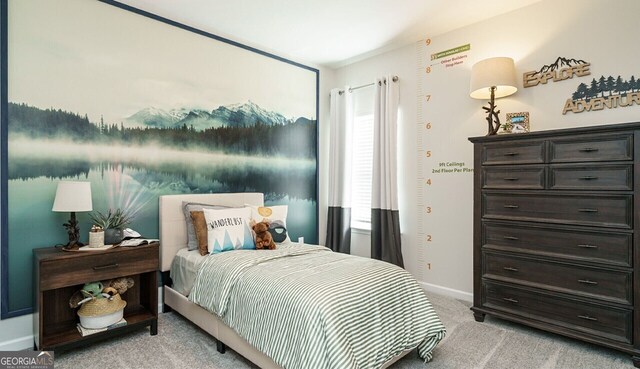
[419, 281, 473, 303]
[0, 335, 33, 351]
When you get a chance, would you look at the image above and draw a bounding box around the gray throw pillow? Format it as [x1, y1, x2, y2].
[182, 201, 229, 250]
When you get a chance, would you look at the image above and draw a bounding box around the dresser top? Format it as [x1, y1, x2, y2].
[468, 121, 640, 143]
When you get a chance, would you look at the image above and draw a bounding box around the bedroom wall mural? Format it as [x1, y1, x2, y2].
[1, 0, 319, 317]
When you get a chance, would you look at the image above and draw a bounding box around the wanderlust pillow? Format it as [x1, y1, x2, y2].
[202, 207, 255, 253]
[247, 204, 289, 243]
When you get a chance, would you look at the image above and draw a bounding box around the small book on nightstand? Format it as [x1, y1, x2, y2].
[77, 318, 127, 337]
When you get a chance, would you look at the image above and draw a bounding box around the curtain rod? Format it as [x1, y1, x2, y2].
[338, 75, 398, 95]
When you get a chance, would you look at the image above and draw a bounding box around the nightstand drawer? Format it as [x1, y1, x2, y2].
[482, 192, 632, 228]
[482, 166, 545, 189]
[39, 246, 159, 291]
[484, 252, 632, 304]
[483, 223, 632, 267]
[549, 134, 632, 163]
[483, 282, 632, 344]
[482, 141, 545, 165]
[549, 164, 632, 190]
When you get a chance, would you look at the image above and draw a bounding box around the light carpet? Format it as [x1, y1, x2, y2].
[55, 292, 635, 369]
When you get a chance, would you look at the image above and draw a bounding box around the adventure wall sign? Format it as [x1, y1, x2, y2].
[523, 57, 590, 88]
[563, 74, 640, 114]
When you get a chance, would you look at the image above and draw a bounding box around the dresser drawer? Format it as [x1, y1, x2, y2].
[482, 192, 632, 228]
[482, 141, 545, 165]
[550, 164, 632, 190]
[482, 166, 544, 189]
[484, 252, 632, 304]
[483, 282, 632, 344]
[549, 134, 632, 163]
[483, 223, 631, 267]
[39, 246, 159, 290]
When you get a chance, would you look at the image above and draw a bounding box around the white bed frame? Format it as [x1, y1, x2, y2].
[159, 193, 410, 369]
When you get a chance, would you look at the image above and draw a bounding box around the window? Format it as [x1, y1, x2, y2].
[350, 114, 374, 230]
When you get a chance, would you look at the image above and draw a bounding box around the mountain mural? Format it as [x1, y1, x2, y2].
[124, 101, 294, 131]
[537, 56, 588, 74]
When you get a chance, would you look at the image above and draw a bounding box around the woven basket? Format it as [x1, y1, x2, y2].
[78, 293, 126, 317]
[77, 293, 126, 329]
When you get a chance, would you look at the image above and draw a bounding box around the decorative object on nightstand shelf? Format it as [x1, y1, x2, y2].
[89, 208, 136, 245]
[470, 57, 518, 136]
[52, 181, 93, 251]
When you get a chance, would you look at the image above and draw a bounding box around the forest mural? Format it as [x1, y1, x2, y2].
[2, 0, 318, 317]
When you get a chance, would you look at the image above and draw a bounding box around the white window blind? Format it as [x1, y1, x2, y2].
[350, 114, 374, 230]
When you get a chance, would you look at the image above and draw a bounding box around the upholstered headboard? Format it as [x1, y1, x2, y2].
[158, 193, 264, 271]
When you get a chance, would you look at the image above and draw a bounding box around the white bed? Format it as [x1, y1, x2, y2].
[160, 193, 441, 369]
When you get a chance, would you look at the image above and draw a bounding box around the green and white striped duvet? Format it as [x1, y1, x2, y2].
[189, 243, 446, 369]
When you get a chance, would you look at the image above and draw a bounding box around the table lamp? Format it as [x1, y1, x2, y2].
[52, 181, 93, 250]
[470, 57, 518, 135]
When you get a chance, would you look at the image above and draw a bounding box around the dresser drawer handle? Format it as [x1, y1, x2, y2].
[503, 177, 519, 181]
[579, 176, 599, 181]
[502, 297, 519, 303]
[577, 244, 598, 249]
[578, 208, 598, 213]
[578, 279, 598, 285]
[92, 263, 119, 271]
[503, 152, 520, 156]
[503, 204, 519, 209]
[503, 266, 519, 272]
[579, 148, 599, 153]
[578, 315, 598, 322]
[503, 236, 519, 241]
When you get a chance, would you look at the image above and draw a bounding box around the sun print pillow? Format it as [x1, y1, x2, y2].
[247, 204, 289, 243]
[202, 207, 255, 253]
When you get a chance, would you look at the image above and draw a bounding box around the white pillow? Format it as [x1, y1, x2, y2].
[202, 207, 255, 253]
[246, 204, 289, 243]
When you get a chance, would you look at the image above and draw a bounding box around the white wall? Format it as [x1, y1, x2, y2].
[334, 0, 640, 301]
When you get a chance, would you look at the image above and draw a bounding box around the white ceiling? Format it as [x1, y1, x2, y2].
[117, 0, 543, 69]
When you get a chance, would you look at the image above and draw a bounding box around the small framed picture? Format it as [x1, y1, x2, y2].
[505, 112, 530, 134]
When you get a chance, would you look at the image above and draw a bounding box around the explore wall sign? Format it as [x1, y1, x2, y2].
[523, 57, 590, 88]
[563, 74, 640, 114]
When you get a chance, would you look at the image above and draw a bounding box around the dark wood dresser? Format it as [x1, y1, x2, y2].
[469, 122, 640, 367]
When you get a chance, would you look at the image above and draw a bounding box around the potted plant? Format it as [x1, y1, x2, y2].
[89, 208, 135, 244]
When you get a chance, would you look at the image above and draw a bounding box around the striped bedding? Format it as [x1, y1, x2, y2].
[189, 243, 446, 369]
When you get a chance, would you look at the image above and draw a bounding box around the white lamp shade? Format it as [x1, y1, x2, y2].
[469, 57, 518, 99]
[52, 181, 93, 212]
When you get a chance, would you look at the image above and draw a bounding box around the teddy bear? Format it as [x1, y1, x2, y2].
[68, 277, 135, 308]
[252, 221, 276, 250]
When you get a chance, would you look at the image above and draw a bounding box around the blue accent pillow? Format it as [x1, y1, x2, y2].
[203, 207, 255, 253]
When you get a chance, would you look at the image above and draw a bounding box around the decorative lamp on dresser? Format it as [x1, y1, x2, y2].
[469, 122, 640, 367]
[33, 243, 159, 351]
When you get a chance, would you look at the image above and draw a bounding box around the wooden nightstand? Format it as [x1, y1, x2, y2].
[33, 243, 159, 351]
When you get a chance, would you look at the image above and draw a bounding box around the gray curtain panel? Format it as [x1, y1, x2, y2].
[371, 76, 404, 267]
[325, 88, 353, 253]
[371, 209, 403, 268]
[326, 206, 352, 254]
